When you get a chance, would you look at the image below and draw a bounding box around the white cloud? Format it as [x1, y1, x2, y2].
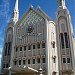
[0, 47, 2, 66]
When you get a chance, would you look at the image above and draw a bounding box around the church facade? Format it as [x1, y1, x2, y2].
[1, 0, 75, 75]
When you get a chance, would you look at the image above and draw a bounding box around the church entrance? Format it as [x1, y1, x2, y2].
[62, 74, 71, 75]
[9, 66, 40, 75]
[11, 73, 39, 75]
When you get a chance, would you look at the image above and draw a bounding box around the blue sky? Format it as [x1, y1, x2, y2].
[0, 0, 75, 67]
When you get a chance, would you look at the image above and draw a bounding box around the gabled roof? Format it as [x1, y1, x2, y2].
[16, 5, 51, 26]
[36, 6, 51, 21]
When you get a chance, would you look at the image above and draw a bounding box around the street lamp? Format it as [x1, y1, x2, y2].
[39, 68, 43, 75]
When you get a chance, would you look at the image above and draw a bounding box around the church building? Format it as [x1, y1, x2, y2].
[1, 0, 75, 75]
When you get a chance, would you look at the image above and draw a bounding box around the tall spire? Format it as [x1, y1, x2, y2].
[11, 0, 19, 23]
[14, 0, 18, 11]
[57, 0, 66, 8]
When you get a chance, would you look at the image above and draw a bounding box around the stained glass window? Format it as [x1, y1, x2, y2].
[27, 26, 33, 33]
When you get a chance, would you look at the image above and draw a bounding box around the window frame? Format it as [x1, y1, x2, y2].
[37, 58, 40, 63]
[24, 46, 26, 50]
[16, 47, 18, 52]
[42, 58, 45, 63]
[23, 60, 26, 65]
[37, 43, 40, 49]
[67, 58, 70, 63]
[28, 59, 30, 64]
[14, 60, 17, 65]
[6, 63, 8, 68]
[3, 64, 5, 68]
[64, 33, 69, 48]
[63, 58, 66, 63]
[20, 47, 22, 51]
[60, 33, 64, 49]
[42, 43, 45, 48]
[19, 60, 21, 65]
[33, 59, 35, 64]
[33, 45, 35, 49]
[28, 45, 31, 50]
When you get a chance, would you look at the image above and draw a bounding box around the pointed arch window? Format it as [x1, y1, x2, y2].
[7, 42, 11, 55]
[5, 43, 7, 56]
[60, 33, 64, 49]
[8, 34, 12, 42]
[64, 33, 69, 48]
[7, 34, 12, 56]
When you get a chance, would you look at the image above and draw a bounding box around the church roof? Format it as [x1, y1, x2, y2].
[16, 5, 52, 26]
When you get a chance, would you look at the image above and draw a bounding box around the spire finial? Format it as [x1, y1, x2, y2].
[11, 0, 19, 23]
[14, 0, 18, 11]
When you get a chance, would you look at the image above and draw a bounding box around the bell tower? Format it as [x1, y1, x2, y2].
[55, 0, 75, 75]
[1, 0, 19, 74]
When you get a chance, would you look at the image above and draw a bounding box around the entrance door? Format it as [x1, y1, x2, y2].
[15, 73, 38, 75]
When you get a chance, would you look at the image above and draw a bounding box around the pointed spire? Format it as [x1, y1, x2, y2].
[14, 0, 18, 11]
[11, 0, 19, 23]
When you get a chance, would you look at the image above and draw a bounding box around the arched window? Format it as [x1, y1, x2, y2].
[7, 42, 11, 55]
[8, 34, 12, 42]
[7, 34, 12, 55]
[5, 43, 7, 56]
[60, 33, 64, 49]
[64, 33, 69, 48]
